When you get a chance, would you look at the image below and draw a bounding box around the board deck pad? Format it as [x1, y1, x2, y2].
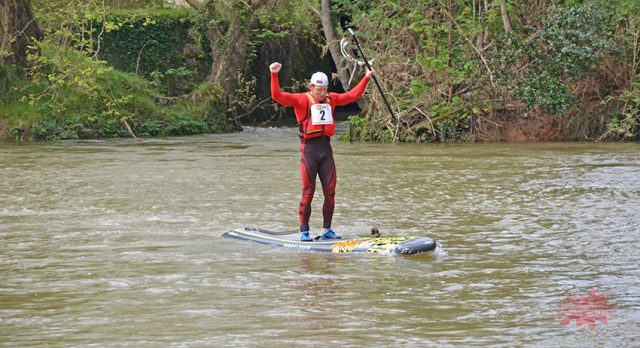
[222, 227, 437, 255]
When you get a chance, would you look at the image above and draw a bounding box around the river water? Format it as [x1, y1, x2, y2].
[1, 127, 639, 347]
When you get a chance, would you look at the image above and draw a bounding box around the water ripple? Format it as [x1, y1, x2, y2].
[1, 136, 639, 346]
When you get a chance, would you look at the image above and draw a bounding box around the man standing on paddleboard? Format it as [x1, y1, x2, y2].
[270, 62, 374, 242]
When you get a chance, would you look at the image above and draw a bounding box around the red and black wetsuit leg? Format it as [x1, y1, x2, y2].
[299, 137, 336, 232]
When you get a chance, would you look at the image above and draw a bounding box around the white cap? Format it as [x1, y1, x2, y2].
[310, 72, 329, 87]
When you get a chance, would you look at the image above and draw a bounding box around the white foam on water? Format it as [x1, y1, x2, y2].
[433, 242, 449, 258]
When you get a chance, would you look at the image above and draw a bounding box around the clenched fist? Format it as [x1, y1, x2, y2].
[269, 62, 282, 73]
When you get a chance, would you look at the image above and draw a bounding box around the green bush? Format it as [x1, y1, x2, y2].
[97, 9, 209, 96]
[0, 42, 227, 141]
[496, 0, 616, 116]
[603, 80, 640, 140]
[520, 72, 573, 115]
[163, 112, 209, 136]
[539, 1, 616, 80]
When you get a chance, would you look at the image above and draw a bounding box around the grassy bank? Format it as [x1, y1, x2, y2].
[0, 43, 229, 141]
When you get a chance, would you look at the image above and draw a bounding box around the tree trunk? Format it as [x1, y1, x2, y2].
[0, 10, 4, 51]
[207, 16, 247, 90]
[500, 1, 512, 33]
[318, 0, 367, 112]
[207, 0, 269, 89]
[448, 0, 454, 102]
[319, 0, 357, 91]
[183, 0, 203, 11]
[1, 0, 42, 67]
[482, 0, 489, 46]
[475, 0, 483, 49]
[204, 0, 268, 128]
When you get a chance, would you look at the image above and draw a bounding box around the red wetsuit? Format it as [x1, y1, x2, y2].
[271, 72, 371, 231]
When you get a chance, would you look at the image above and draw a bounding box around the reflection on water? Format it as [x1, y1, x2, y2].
[1, 128, 639, 346]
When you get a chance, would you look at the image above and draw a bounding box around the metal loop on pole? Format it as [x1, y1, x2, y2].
[340, 37, 375, 67]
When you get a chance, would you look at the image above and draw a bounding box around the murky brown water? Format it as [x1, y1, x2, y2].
[1, 127, 639, 346]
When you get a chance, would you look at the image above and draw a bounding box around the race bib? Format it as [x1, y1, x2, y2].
[310, 104, 333, 125]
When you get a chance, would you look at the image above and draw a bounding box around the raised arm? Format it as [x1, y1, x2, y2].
[331, 70, 375, 106]
[270, 62, 298, 107]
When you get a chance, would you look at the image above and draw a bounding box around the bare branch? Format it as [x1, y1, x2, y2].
[441, 1, 496, 88]
[302, 0, 320, 17]
[93, 0, 107, 59]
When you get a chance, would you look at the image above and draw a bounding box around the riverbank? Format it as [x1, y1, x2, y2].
[2, 1, 638, 143]
[0, 50, 234, 142]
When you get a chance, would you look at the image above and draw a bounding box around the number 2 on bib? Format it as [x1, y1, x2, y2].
[311, 104, 333, 125]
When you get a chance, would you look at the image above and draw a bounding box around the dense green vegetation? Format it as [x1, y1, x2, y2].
[1, 42, 223, 140]
[338, 0, 639, 142]
[97, 9, 212, 94]
[1, 0, 639, 142]
[1, 1, 225, 141]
